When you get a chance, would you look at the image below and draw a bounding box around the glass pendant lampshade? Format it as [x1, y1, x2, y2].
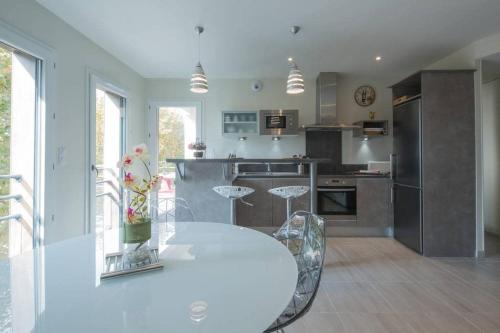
[286, 26, 304, 95]
[190, 62, 208, 94]
[286, 63, 304, 94]
[190, 26, 208, 94]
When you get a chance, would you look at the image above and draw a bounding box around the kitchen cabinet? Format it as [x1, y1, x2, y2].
[356, 178, 393, 228]
[233, 178, 273, 227]
[233, 177, 310, 228]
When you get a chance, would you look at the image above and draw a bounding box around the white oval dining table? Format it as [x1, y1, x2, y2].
[0, 222, 298, 333]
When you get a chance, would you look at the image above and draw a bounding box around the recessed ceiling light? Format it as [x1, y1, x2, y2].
[288, 57, 293, 62]
[375, 56, 382, 62]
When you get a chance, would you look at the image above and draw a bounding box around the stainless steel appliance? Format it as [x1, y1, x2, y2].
[392, 98, 423, 254]
[302, 73, 360, 131]
[317, 177, 357, 221]
[259, 109, 298, 136]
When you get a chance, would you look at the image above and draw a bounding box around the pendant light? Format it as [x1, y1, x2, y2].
[286, 26, 305, 95]
[190, 26, 208, 94]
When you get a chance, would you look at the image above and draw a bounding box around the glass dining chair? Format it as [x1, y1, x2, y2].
[264, 211, 326, 333]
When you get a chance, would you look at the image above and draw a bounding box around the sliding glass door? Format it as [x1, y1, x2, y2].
[0, 42, 43, 259]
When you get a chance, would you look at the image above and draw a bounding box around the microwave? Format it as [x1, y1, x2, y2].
[259, 109, 299, 136]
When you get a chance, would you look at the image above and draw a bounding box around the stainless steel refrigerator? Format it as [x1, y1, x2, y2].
[392, 98, 422, 253]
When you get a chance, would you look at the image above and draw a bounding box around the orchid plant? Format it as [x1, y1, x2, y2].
[118, 144, 160, 224]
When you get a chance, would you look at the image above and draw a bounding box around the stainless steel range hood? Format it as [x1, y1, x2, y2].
[302, 72, 360, 131]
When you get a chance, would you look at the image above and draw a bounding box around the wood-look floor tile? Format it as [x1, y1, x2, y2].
[323, 282, 392, 313]
[463, 312, 500, 332]
[435, 259, 500, 282]
[309, 286, 336, 313]
[337, 313, 414, 333]
[285, 312, 346, 333]
[372, 282, 458, 314]
[419, 281, 500, 313]
[391, 258, 463, 282]
[468, 280, 500, 302]
[405, 313, 480, 333]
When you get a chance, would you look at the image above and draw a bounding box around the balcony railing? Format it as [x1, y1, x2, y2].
[0, 194, 22, 202]
[0, 214, 21, 223]
[0, 174, 24, 222]
[0, 174, 22, 181]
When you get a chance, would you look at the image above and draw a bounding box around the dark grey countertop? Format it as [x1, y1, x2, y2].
[165, 158, 331, 163]
[235, 173, 390, 179]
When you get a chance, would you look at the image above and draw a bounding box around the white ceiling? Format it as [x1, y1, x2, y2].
[36, 0, 500, 79]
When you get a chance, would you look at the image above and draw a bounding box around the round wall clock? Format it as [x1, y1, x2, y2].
[354, 85, 376, 107]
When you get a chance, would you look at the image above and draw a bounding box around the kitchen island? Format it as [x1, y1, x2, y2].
[165, 158, 330, 224]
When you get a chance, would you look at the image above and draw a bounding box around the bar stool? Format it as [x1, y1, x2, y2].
[213, 186, 255, 224]
[269, 186, 310, 220]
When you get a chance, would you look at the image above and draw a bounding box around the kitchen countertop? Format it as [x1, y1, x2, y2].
[165, 158, 332, 163]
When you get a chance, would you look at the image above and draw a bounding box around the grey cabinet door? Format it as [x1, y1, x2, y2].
[356, 179, 391, 227]
[233, 179, 273, 227]
[271, 178, 311, 227]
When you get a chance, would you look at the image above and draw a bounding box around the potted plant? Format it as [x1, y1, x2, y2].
[188, 139, 207, 158]
[118, 144, 160, 248]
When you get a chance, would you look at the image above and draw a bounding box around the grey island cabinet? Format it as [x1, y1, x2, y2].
[165, 158, 328, 224]
[233, 177, 310, 230]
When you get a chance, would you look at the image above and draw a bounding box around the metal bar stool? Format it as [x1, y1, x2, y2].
[212, 186, 255, 224]
[268, 186, 310, 219]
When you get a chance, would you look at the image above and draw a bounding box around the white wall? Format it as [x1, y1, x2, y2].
[427, 32, 500, 70]
[482, 79, 500, 236]
[146, 75, 395, 162]
[0, 0, 146, 243]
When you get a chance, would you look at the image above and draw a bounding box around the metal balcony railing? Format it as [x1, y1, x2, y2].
[0, 194, 22, 202]
[0, 174, 22, 181]
[0, 214, 21, 223]
[96, 192, 120, 206]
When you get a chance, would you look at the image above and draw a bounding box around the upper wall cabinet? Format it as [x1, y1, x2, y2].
[222, 111, 259, 138]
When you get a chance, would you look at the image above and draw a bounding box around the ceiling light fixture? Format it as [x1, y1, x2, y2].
[286, 26, 304, 95]
[190, 26, 208, 94]
[375, 56, 382, 62]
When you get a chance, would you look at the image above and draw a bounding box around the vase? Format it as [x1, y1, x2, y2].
[123, 218, 152, 265]
[193, 150, 204, 159]
[123, 218, 152, 244]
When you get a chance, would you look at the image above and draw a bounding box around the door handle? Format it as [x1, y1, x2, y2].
[91, 164, 100, 177]
[389, 154, 396, 180]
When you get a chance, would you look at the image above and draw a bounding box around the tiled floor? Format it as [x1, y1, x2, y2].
[285, 238, 500, 333]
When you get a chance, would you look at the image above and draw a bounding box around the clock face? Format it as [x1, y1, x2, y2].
[354, 85, 376, 107]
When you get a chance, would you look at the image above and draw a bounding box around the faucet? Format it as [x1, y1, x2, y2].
[266, 162, 271, 174]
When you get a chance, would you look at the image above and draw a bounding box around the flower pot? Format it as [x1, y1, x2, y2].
[193, 150, 204, 159]
[123, 218, 151, 244]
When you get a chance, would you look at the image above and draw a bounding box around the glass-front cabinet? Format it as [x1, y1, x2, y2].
[222, 111, 259, 138]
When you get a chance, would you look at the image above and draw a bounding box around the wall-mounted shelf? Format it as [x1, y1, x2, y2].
[222, 111, 259, 139]
[353, 120, 389, 138]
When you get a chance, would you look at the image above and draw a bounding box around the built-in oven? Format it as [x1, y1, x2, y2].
[259, 109, 299, 136]
[317, 177, 357, 221]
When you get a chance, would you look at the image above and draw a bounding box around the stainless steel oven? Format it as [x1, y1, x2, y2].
[259, 109, 299, 136]
[317, 177, 357, 221]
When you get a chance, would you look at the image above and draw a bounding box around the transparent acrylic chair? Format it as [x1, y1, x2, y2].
[212, 186, 254, 224]
[155, 197, 195, 222]
[268, 186, 310, 219]
[264, 211, 326, 333]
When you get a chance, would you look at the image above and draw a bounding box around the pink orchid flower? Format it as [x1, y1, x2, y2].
[124, 172, 135, 187]
[117, 154, 134, 168]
